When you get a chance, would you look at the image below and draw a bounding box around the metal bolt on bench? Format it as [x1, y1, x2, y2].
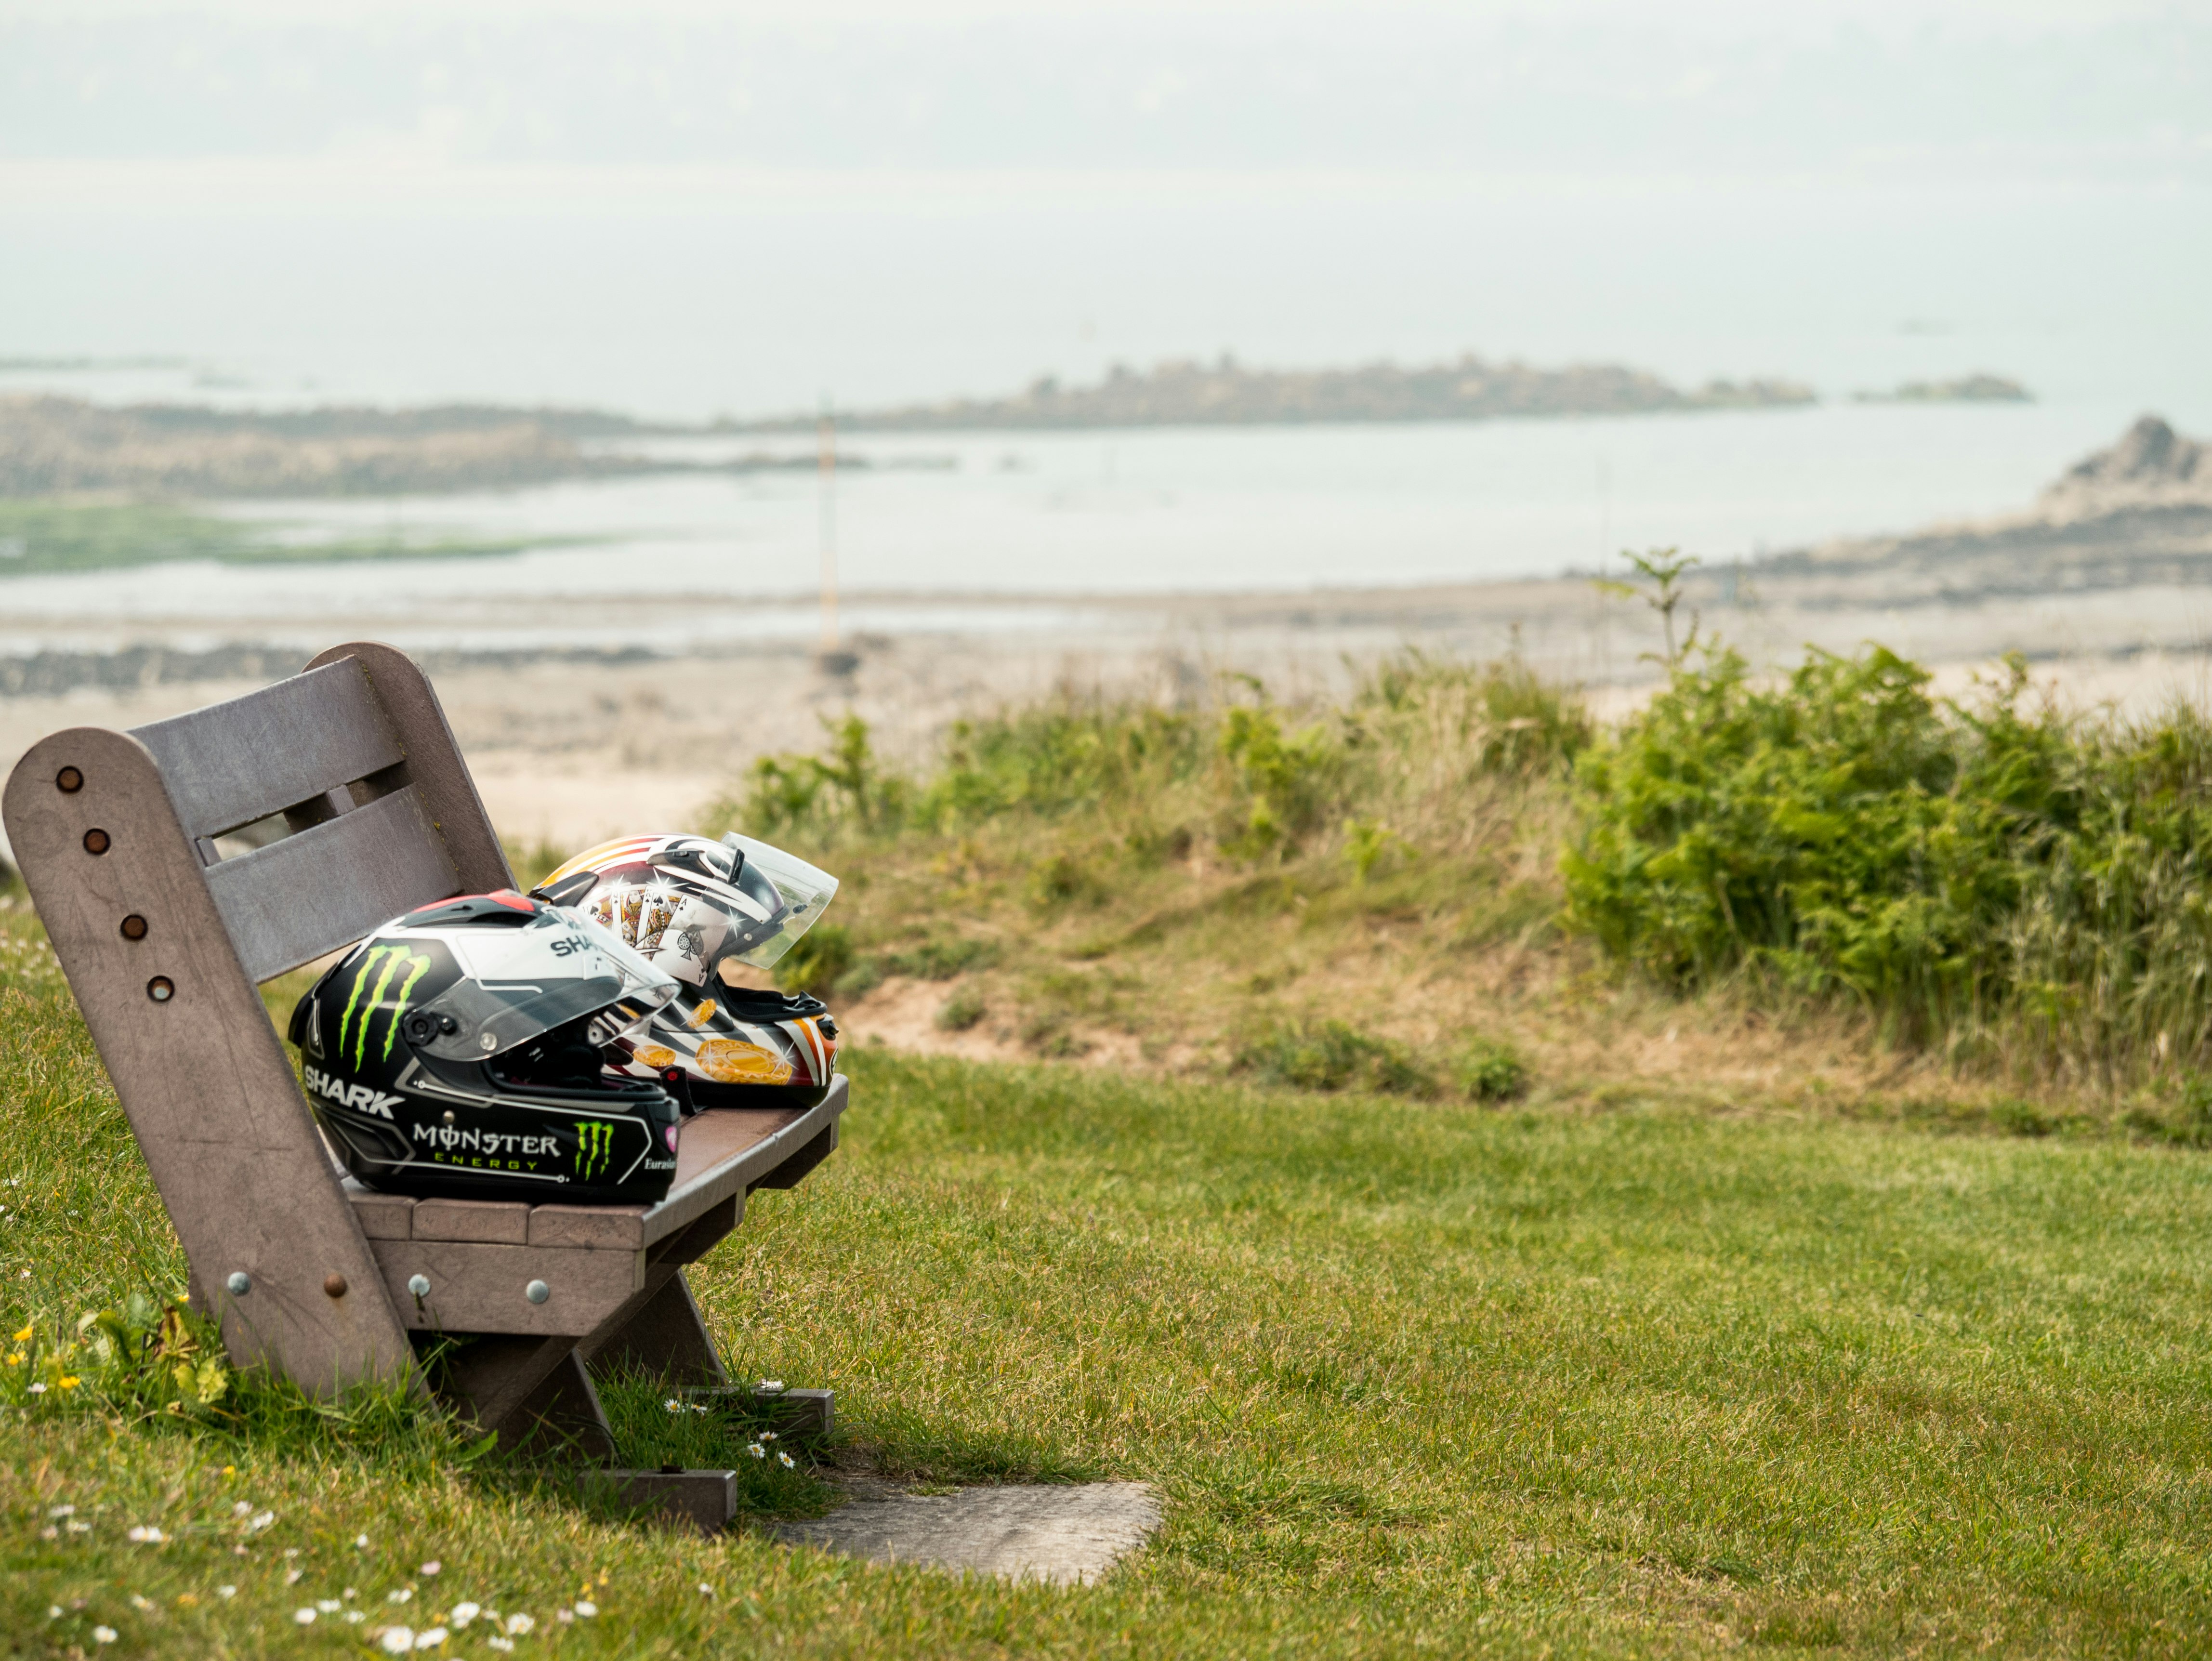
[1, 641, 846, 1535]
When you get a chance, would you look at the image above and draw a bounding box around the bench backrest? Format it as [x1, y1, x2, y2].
[130, 642, 510, 980]
[0, 641, 512, 1394]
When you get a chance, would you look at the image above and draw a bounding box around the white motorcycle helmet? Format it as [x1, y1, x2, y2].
[535, 833, 842, 1110]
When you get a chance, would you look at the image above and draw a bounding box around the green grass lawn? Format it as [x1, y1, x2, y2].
[5, 908, 2212, 1656]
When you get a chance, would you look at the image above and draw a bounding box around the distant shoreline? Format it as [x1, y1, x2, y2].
[723, 351, 1820, 433]
[0, 353, 2032, 498]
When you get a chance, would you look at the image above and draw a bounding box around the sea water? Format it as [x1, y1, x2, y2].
[0, 394, 2158, 656]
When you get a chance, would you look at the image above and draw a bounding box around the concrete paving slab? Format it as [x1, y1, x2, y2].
[774, 1481, 1162, 1586]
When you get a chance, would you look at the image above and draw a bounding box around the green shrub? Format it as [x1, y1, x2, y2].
[831, 957, 883, 998]
[918, 703, 1204, 830]
[1219, 702, 1341, 856]
[1026, 850, 1105, 910]
[1564, 644, 1984, 1017]
[2124, 1074, 2212, 1147]
[1452, 1037, 1528, 1101]
[1343, 817, 1396, 883]
[1564, 643, 2212, 1076]
[707, 713, 908, 843]
[701, 657, 1586, 889]
[1020, 1013, 1087, 1057]
[1236, 1021, 1432, 1096]
[936, 987, 988, 1032]
[887, 936, 1000, 979]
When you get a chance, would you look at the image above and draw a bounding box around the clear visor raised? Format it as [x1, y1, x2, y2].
[720, 833, 840, 970]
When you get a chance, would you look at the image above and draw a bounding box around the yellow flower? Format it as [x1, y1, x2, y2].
[56, 1374, 79, 1390]
[6, 1353, 20, 1367]
[11, 1324, 28, 1343]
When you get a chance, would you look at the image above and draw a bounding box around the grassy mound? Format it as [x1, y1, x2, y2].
[702, 640, 2212, 1121]
[703, 654, 1573, 1103]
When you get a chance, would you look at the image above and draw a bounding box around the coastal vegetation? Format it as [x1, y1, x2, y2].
[711, 613, 2212, 1133]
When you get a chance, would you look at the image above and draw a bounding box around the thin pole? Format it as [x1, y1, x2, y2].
[817, 400, 839, 653]
[1595, 455, 1611, 690]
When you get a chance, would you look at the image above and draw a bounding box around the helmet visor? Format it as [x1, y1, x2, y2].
[414, 911, 680, 1062]
[720, 834, 840, 969]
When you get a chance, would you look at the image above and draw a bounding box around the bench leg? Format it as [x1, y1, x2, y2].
[437, 1335, 616, 1461]
[580, 1267, 727, 1387]
[502, 1349, 619, 1462]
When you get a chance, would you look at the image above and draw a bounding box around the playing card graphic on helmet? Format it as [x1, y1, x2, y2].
[287, 890, 685, 1204]
[535, 833, 842, 1110]
[536, 832, 838, 988]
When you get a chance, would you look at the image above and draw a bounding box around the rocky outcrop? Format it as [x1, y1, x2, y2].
[2041, 415, 2212, 518]
[729, 353, 1817, 432]
[0, 395, 620, 497]
[1763, 415, 2212, 606]
[0, 398, 859, 498]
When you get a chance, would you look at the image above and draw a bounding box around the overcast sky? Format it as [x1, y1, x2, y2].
[0, 1, 2204, 416]
[3, 1, 2201, 181]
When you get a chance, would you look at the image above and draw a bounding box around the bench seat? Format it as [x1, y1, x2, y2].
[341, 1082, 847, 1335]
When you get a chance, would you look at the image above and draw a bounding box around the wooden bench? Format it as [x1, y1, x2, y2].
[0, 641, 845, 1517]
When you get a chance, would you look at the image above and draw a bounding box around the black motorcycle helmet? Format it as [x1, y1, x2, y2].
[289, 890, 684, 1204]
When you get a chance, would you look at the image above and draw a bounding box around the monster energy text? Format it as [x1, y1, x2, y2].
[411, 1123, 560, 1158]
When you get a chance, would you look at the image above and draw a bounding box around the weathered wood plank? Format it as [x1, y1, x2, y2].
[527, 1204, 649, 1252]
[748, 1121, 839, 1192]
[206, 785, 460, 981]
[514, 1087, 843, 1252]
[500, 1350, 619, 1461]
[369, 1238, 644, 1335]
[1, 728, 416, 1396]
[434, 1334, 577, 1441]
[593, 1469, 737, 1535]
[634, 1079, 848, 1247]
[128, 658, 402, 840]
[411, 1198, 531, 1245]
[648, 1197, 740, 1267]
[346, 1186, 415, 1241]
[303, 642, 513, 893]
[579, 1267, 726, 1386]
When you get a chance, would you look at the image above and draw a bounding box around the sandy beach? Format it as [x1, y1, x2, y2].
[5, 559, 2212, 866]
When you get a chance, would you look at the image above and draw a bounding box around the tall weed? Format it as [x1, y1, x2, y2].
[710, 653, 1586, 874]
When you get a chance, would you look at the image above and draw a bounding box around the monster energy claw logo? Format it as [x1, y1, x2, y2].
[573, 1119, 616, 1180]
[336, 945, 434, 1067]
